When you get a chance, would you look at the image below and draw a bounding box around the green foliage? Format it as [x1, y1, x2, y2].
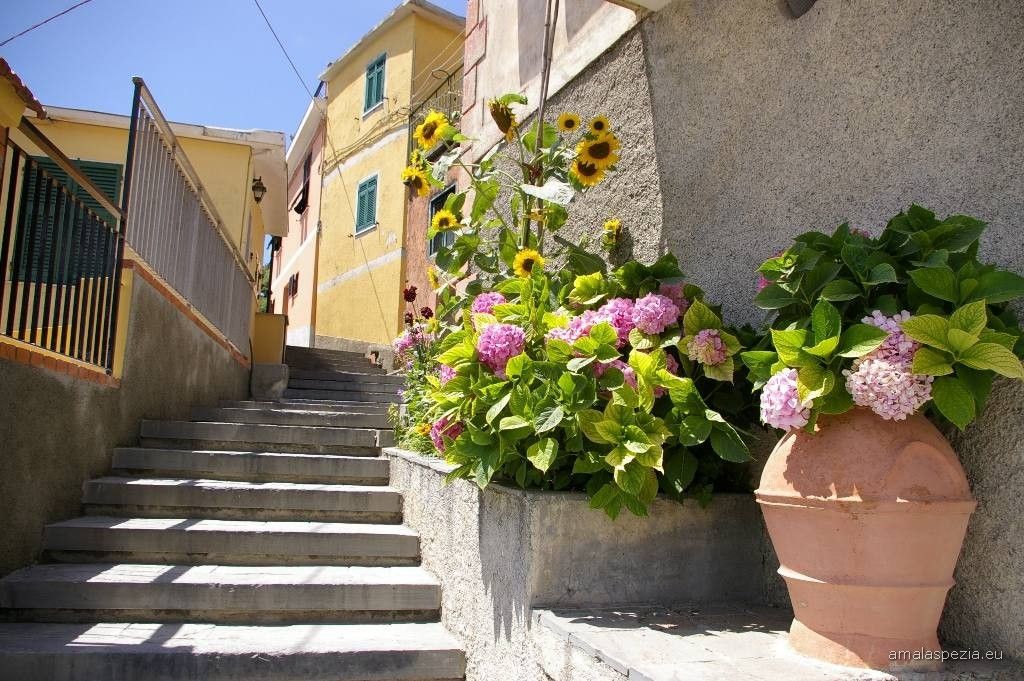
[743, 207, 1024, 431]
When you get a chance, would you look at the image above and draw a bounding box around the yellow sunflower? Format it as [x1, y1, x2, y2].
[415, 422, 431, 436]
[589, 115, 611, 135]
[576, 131, 620, 170]
[602, 218, 621, 250]
[431, 209, 459, 233]
[571, 159, 605, 187]
[557, 112, 581, 133]
[414, 110, 451, 150]
[401, 166, 430, 197]
[513, 248, 545, 278]
[427, 266, 440, 290]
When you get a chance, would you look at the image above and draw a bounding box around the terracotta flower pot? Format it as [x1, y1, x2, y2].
[756, 407, 976, 671]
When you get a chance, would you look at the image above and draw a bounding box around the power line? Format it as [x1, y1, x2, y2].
[0, 0, 95, 48]
[251, 0, 315, 100]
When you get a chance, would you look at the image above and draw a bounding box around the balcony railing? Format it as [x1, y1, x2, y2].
[408, 66, 464, 157]
[122, 78, 255, 353]
[0, 120, 125, 370]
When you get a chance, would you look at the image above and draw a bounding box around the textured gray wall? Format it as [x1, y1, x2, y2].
[526, 0, 1024, 661]
[385, 448, 781, 681]
[0, 275, 249, 576]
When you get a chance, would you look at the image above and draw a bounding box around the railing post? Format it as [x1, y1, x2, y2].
[102, 78, 142, 372]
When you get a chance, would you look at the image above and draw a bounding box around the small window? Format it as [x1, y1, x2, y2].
[428, 185, 457, 256]
[355, 175, 378, 234]
[364, 54, 386, 112]
[291, 152, 312, 215]
[287, 272, 299, 298]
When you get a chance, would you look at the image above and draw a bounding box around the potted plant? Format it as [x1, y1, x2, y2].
[742, 207, 1024, 670]
[392, 100, 760, 517]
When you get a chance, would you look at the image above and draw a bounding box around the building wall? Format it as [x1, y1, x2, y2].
[273, 124, 324, 346]
[0, 265, 249, 577]
[505, 0, 1023, 660]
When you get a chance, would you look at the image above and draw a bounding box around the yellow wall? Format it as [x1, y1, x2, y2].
[252, 313, 287, 363]
[315, 11, 462, 346]
[0, 81, 26, 129]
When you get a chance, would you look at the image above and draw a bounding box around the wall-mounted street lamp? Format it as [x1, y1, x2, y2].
[252, 176, 267, 204]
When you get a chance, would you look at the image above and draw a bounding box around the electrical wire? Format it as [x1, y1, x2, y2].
[251, 0, 316, 100]
[0, 0, 95, 48]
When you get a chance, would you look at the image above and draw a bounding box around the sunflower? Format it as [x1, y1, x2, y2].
[513, 248, 545, 278]
[602, 218, 622, 250]
[415, 422, 431, 436]
[589, 115, 611, 135]
[427, 266, 440, 290]
[576, 131, 620, 170]
[431, 209, 459, 233]
[414, 110, 450, 150]
[571, 159, 605, 187]
[557, 112, 581, 133]
[401, 166, 430, 197]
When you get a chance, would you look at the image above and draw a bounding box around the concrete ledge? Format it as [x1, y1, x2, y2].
[250, 363, 288, 400]
[383, 447, 780, 681]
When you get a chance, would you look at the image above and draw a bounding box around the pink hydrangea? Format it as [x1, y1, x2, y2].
[760, 368, 810, 431]
[658, 283, 690, 315]
[429, 415, 464, 452]
[597, 298, 636, 347]
[476, 323, 526, 377]
[471, 292, 506, 314]
[632, 293, 680, 335]
[842, 310, 932, 420]
[756, 274, 771, 292]
[593, 358, 637, 389]
[654, 352, 680, 398]
[545, 310, 606, 345]
[687, 328, 728, 366]
[438, 364, 456, 384]
[393, 325, 432, 361]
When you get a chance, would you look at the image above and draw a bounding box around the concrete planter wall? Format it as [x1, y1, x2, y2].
[384, 448, 783, 681]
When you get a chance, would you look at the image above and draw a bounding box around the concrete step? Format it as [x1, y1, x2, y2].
[0, 563, 442, 624]
[0, 621, 466, 680]
[139, 420, 387, 455]
[283, 389, 402, 404]
[112, 447, 390, 484]
[43, 516, 420, 567]
[82, 477, 403, 523]
[286, 346, 373, 362]
[289, 368, 405, 384]
[219, 399, 392, 414]
[191, 407, 393, 430]
[287, 379, 402, 395]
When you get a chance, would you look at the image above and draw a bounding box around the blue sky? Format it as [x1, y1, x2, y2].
[0, 0, 466, 141]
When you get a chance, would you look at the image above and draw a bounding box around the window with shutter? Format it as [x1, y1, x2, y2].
[364, 54, 386, 112]
[428, 185, 457, 256]
[355, 175, 378, 234]
[15, 158, 122, 284]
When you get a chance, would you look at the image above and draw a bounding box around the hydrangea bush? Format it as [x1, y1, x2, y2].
[392, 96, 759, 517]
[743, 206, 1024, 432]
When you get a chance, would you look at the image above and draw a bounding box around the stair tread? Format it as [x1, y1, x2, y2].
[115, 447, 386, 462]
[87, 476, 398, 494]
[1, 562, 439, 587]
[46, 516, 417, 537]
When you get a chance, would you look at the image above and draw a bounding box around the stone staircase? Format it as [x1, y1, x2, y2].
[0, 347, 465, 680]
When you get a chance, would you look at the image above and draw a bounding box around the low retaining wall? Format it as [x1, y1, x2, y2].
[384, 448, 782, 681]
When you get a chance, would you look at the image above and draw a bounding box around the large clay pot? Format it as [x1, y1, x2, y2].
[756, 408, 976, 671]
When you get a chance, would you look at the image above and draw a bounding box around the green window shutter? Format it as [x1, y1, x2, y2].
[355, 176, 377, 233]
[16, 158, 121, 283]
[364, 55, 386, 111]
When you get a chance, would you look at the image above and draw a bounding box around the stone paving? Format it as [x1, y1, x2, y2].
[533, 606, 1021, 681]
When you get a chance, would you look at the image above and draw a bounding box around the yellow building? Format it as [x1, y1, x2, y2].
[308, 0, 463, 350]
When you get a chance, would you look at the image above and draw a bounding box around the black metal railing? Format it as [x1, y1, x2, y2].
[0, 122, 125, 370]
[122, 78, 255, 352]
[408, 65, 464, 157]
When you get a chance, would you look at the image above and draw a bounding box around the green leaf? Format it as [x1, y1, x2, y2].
[578, 410, 610, 443]
[677, 414, 712, 446]
[963, 270, 1024, 304]
[589, 322, 618, 347]
[470, 179, 499, 223]
[613, 461, 648, 497]
[805, 336, 839, 359]
[520, 178, 575, 206]
[946, 328, 978, 354]
[504, 353, 529, 378]
[485, 392, 512, 425]
[899, 315, 951, 351]
[499, 415, 531, 430]
[567, 356, 596, 372]
[682, 300, 721, 336]
[740, 350, 779, 382]
[864, 263, 898, 285]
[819, 278, 862, 301]
[931, 377, 976, 431]
[958, 343, 1024, 379]
[628, 327, 657, 351]
[662, 450, 698, 495]
[588, 483, 620, 510]
[817, 386, 853, 414]
[754, 284, 798, 310]
[702, 355, 735, 382]
[978, 330, 1019, 350]
[811, 300, 842, 344]
[770, 328, 811, 366]
[535, 405, 565, 434]
[568, 272, 610, 306]
[572, 453, 606, 475]
[709, 425, 750, 462]
[911, 346, 954, 376]
[909, 266, 959, 303]
[527, 438, 559, 473]
[948, 300, 988, 337]
[796, 364, 834, 404]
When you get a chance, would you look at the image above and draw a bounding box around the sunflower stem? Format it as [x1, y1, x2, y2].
[531, 0, 559, 255]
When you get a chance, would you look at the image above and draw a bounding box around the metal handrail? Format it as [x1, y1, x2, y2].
[131, 77, 254, 284]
